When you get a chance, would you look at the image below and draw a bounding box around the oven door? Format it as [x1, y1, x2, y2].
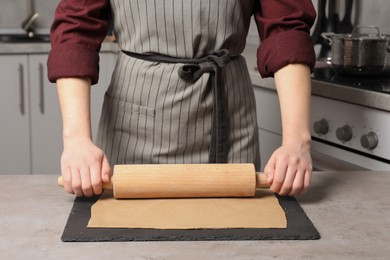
[253, 84, 390, 172]
[311, 139, 390, 171]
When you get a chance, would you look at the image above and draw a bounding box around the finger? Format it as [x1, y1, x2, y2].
[71, 168, 83, 197]
[101, 155, 112, 183]
[80, 167, 93, 197]
[264, 158, 276, 184]
[263, 165, 274, 185]
[61, 165, 73, 194]
[289, 170, 305, 196]
[270, 159, 287, 194]
[90, 163, 103, 195]
[299, 170, 312, 195]
[279, 167, 297, 196]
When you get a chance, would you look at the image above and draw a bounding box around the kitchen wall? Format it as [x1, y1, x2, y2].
[1, 0, 389, 37]
[355, 0, 390, 33]
[0, 0, 60, 35]
[247, 0, 390, 44]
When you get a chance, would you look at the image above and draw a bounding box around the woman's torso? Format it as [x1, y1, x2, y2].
[110, 0, 256, 57]
[97, 0, 260, 169]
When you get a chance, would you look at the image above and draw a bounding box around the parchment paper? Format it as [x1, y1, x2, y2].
[88, 190, 287, 229]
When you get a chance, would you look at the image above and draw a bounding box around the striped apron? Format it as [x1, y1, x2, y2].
[96, 0, 261, 170]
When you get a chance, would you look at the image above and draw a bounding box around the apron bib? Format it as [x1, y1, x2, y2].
[96, 0, 261, 169]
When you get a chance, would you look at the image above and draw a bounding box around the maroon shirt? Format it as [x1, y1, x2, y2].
[47, 0, 316, 84]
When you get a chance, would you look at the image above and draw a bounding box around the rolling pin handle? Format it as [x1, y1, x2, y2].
[57, 176, 113, 190]
[255, 173, 270, 188]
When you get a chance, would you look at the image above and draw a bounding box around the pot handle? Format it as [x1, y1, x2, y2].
[321, 32, 334, 44]
[352, 25, 382, 37]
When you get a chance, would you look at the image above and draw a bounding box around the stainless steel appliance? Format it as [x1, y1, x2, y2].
[321, 25, 390, 76]
[311, 68, 390, 171]
[308, 0, 390, 170]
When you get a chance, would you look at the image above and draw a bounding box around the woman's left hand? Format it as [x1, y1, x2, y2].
[267, 63, 313, 196]
[264, 140, 312, 196]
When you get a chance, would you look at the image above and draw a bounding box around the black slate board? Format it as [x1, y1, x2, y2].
[61, 195, 320, 242]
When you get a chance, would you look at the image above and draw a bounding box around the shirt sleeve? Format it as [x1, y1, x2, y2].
[47, 0, 111, 85]
[254, 0, 316, 78]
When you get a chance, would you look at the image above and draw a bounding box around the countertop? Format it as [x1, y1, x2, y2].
[1, 171, 389, 259]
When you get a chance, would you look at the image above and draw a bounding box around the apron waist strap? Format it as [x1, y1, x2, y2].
[121, 49, 232, 163]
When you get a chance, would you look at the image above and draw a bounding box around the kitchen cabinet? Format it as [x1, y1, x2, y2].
[0, 51, 117, 175]
[28, 54, 63, 175]
[253, 86, 282, 171]
[0, 55, 30, 174]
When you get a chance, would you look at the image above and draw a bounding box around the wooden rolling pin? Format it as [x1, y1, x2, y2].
[57, 163, 270, 199]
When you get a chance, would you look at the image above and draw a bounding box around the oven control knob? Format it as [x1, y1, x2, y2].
[360, 132, 379, 150]
[336, 125, 353, 142]
[313, 119, 329, 135]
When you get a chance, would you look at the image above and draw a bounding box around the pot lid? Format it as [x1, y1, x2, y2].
[323, 25, 388, 41]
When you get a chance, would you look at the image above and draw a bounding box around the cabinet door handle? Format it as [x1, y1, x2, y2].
[18, 64, 25, 115]
[38, 63, 45, 114]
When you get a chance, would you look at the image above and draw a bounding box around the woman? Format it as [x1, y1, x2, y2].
[48, 0, 316, 198]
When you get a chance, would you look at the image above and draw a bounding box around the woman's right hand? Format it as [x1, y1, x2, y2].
[61, 136, 111, 197]
[55, 77, 110, 197]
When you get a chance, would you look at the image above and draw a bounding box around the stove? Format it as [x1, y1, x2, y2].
[313, 67, 390, 95]
[310, 67, 390, 171]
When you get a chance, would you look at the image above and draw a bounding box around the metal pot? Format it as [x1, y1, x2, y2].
[322, 25, 390, 76]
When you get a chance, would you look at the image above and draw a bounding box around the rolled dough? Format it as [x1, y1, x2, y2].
[88, 190, 287, 229]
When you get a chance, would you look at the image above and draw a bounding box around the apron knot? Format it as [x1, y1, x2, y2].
[178, 49, 231, 81]
[208, 49, 231, 67]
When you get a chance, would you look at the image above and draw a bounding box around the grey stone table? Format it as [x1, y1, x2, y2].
[1, 171, 389, 259]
